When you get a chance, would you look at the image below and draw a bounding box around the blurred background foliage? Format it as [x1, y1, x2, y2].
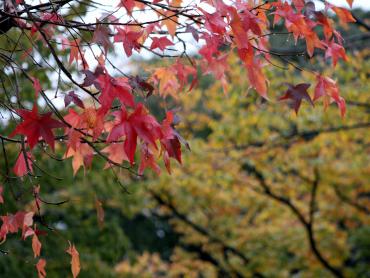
[0, 7, 369, 278]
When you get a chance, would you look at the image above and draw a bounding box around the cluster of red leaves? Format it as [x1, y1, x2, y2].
[195, 0, 352, 113]
[61, 66, 185, 175]
[10, 64, 185, 176]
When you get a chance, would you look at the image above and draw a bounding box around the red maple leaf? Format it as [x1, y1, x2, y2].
[92, 22, 113, 53]
[64, 91, 85, 109]
[138, 144, 161, 175]
[97, 73, 135, 113]
[101, 143, 129, 168]
[185, 25, 199, 42]
[315, 12, 333, 41]
[279, 83, 314, 114]
[248, 66, 267, 97]
[202, 9, 227, 35]
[114, 27, 142, 57]
[325, 40, 347, 67]
[118, 0, 136, 15]
[159, 111, 187, 174]
[314, 75, 346, 117]
[150, 37, 174, 51]
[10, 104, 65, 150]
[30, 77, 42, 96]
[0, 211, 34, 240]
[108, 104, 162, 165]
[13, 151, 33, 177]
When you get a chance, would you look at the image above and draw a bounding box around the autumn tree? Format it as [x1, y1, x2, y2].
[0, 0, 367, 277]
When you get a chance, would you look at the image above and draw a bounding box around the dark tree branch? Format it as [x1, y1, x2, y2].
[333, 186, 370, 214]
[243, 163, 344, 278]
[149, 190, 251, 266]
[178, 242, 235, 278]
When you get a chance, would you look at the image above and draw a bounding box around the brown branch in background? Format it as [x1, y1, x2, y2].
[149, 190, 251, 265]
[352, 14, 370, 31]
[333, 186, 370, 215]
[178, 242, 236, 278]
[243, 163, 344, 278]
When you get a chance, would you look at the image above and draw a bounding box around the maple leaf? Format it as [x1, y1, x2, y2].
[65, 107, 104, 140]
[64, 91, 85, 109]
[1, 213, 22, 237]
[0, 186, 3, 204]
[64, 144, 94, 175]
[66, 242, 80, 278]
[150, 37, 174, 51]
[325, 40, 347, 67]
[279, 83, 314, 114]
[240, 9, 262, 36]
[238, 47, 267, 97]
[10, 104, 65, 151]
[81, 66, 104, 88]
[304, 29, 325, 57]
[97, 73, 135, 113]
[69, 39, 88, 68]
[151, 67, 180, 98]
[114, 27, 142, 57]
[315, 12, 333, 41]
[13, 151, 33, 177]
[63, 109, 98, 174]
[0, 211, 34, 240]
[129, 76, 154, 98]
[36, 259, 46, 278]
[200, 53, 229, 93]
[118, 0, 136, 14]
[159, 111, 184, 173]
[230, 9, 249, 50]
[161, 134, 182, 174]
[201, 9, 227, 35]
[198, 33, 222, 62]
[92, 22, 112, 53]
[139, 144, 161, 175]
[108, 104, 162, 165]
[185, 25, 199, 42]
[332, 6, 356, 24]
[160, 10, 179, 38]
[30, 77, 42, 96]
[172, 60, 198, 91]
[101, 143, 129, 168]
[272, 2, 310, 42]
[247, 59, 268, 98]
[314, 75, 346, 117]
[32, 233, 42, 258]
